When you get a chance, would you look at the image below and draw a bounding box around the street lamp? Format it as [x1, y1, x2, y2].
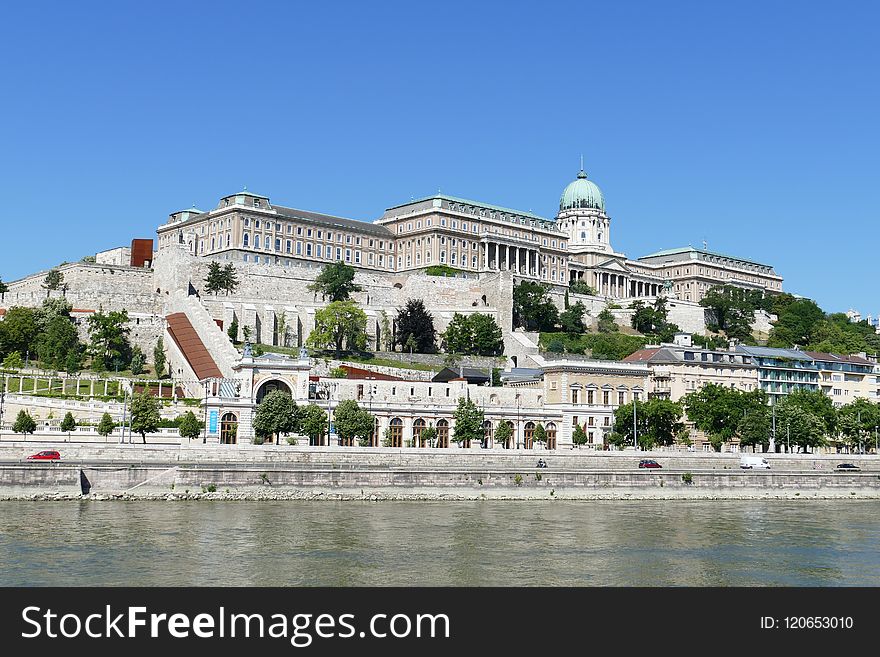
[633, 396, 638, 451]
[516, 395, 521, 449]
[203, 380, 209, 444]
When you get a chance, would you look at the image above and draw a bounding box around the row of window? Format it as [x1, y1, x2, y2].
[396, 218, 565, 249]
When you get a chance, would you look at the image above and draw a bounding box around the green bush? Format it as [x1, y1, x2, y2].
[425, 264, 460, 277]
[514, 474, 523, 486]
[682, 472, 693, 485]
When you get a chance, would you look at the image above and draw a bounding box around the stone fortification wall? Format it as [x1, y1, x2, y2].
[3, 262, 158, 314]
[610, 299, 707, 334]
[153, 248, 516, 353]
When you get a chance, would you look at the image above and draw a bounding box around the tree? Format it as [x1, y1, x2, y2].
[204, 261, 224, 294]
[35, 314, 80, 370]
[306, 301, 368, 354]
[276, 311, 289, 347]
[153, 338, 167, 379]
[300, 404, 328, 446]
[333, 399, 375, 447]
[97, 412, 116, 438]
[130, 346, 145, 375]
[177, 411, 203, 441]
[559, 302, 586, 336]
[43, 269, 64, 291]
[699, 284, 760, 342]
[64, 349, 82, 375]
[0, 306, 39, 360]
[614, 398, 684, 449]
[441, 313, 504, 356]
[837, 399, 880, 453]
[395, 299, 437, 354]
[494, 420, 513, 449]
[533, 422, 547, 447]
[253, 390, 299, 444]
[419, 425, 437, 448]
[596, 308, 618, 333]
[13, 410, 37, 435]
[404, 334, 417, 360]
[513, 281, 559, 332]
[60, 412, 77, 438]
[227, 316, 239, 343]
[129, 391, 161, 444]
[451, 397, 484, 447]
[572, 423, 588, 447]
[222, 263, 240, 295]
[782, 389, 837, 436]
[767, 298, 825, 348]
[379, 310, 393, 351]
[2, 352, 23, 370]
[569, 280, 596, 296]
[308, 261, 362, 301]
[87, 309, 131, 367]
[775, 402, 826, 453]
[737, 406, 771, 451]
[683, 384, 767, 446]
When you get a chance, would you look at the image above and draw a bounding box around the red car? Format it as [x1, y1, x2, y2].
[26, 450, 61, 461]
[638, 459, 662, 469]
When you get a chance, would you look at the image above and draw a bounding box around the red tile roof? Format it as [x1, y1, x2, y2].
[622, 348, 660, 363]
[804, 351, 874, 365]
[166, 312, 223, 380]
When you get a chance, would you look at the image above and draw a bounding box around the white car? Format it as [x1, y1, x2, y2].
[740, 455, 770, 469]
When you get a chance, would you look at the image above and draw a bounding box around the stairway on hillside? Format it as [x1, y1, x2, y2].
[164, 291, 239, 377]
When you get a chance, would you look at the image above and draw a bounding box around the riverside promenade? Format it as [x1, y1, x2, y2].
[1, 439, 878, 500]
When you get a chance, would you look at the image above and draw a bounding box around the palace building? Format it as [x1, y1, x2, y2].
[156, 166, 783, 301]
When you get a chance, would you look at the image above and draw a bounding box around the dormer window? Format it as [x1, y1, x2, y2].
[254, 200, 261, 208]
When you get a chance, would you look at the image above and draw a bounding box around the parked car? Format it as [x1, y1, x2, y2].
[638, 459, 662, 469]
[26, 450, 61, 461]
[835, 463, 860, 471]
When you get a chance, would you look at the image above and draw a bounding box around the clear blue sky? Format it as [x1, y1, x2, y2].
[1, 1, 877, 313]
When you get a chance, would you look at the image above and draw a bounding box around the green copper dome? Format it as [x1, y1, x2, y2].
[559, 169, 605, 212]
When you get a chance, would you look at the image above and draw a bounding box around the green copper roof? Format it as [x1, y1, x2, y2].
[639, 246, 773, 269]
[559, 169, 605, 212]
[386, 193, 552, 222]
[225, 189, 270, 200]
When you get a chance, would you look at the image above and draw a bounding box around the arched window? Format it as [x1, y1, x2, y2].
[482, 420, 493, 448]
[220, 413, 238, 445]
[243, 233, 249, 247]
[546, 422, 557, 450]
[524, 422, 535, 449]
[265, 236, 271, 250]
[389, 418, 403, 448]
[413, 418, 427, 447]
[436, 419, 449, 448]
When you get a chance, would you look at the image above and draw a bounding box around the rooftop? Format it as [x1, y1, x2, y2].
[385, 193, 551, 223]
[638, 246, 773, 269]
[271, 204, 393, 238]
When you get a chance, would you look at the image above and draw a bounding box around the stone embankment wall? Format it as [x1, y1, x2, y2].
[2, 459, 878, 499]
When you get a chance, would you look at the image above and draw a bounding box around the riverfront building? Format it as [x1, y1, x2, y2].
[198, 350, 648, 449]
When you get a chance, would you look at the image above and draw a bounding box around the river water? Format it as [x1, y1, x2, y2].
[1, 500, 877, 586]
